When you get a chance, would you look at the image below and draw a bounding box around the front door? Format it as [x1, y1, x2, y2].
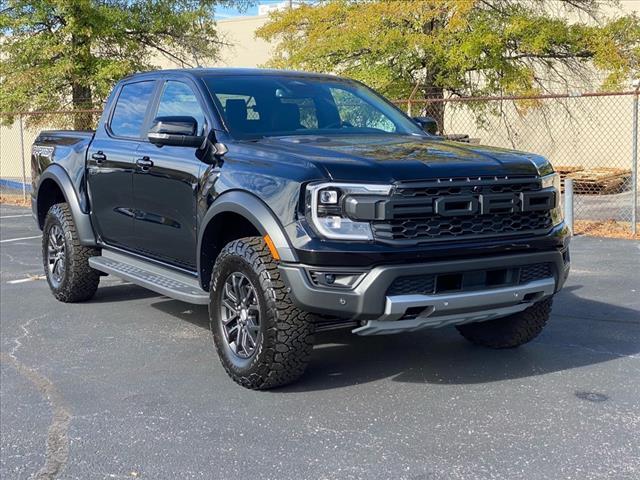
[87, 80, 156, 249]
[131, 80, 208, 269]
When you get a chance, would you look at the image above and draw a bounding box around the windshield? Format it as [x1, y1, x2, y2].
[203, 75, 425, 140]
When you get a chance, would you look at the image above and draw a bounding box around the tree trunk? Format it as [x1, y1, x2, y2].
[71, 82, 93, 130]
[419, 16, 446, 134]
[71, 31, 94, 130]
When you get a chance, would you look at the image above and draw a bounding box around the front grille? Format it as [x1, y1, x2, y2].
[519, 263, 553, 283]
[372, 176, 553, 244]
[373, 211, 552, 241]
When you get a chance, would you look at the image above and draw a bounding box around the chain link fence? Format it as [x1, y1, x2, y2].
[1, 92, 638, 233]
[0, 110, 102, 203]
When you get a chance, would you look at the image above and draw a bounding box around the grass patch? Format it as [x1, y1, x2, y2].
[0, 193, 31, 208]
[574, 220, 639, 240]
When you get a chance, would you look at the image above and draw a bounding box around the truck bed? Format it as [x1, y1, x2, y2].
[31, 130, 96, 211]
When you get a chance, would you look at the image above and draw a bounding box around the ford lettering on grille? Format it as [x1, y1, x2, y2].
[434, 191, 555, 217]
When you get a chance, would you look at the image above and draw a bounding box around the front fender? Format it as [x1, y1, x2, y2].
[197, 190, 298, 272]
[37, 164, 97, 246]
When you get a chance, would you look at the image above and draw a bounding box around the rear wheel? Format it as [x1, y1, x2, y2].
[456, 297, 553, 348]
[42, 203, 100, 302]
[209, 237, 315, 390]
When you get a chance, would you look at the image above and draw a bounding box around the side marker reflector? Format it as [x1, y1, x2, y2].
[264, 234, 280, 261]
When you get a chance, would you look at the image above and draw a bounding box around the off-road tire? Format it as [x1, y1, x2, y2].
[42, 203, 100, 302]
[456, 297, 553, 349]
[209, 237, 315, 390]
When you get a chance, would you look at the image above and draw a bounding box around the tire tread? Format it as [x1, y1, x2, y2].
[456, 297, 553, 349]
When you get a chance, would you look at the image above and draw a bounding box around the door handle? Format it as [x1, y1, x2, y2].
[136, 156, 154, 171]
[91, 151, 106, 164]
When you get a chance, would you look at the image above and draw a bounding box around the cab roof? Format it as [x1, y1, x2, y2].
[122, 67, 345, 82]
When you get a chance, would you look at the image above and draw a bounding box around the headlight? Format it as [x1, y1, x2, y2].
[306, 183, 392, 240]
[541, 172, 560, 190]
[541, 172, 564, 225]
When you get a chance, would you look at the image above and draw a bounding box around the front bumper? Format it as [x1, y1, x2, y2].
[279, 248, 570, 333]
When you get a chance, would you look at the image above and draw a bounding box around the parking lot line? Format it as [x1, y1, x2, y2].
[0, 214, 32, 219]
[0, 235, 41, 244]
[7, 276, 45, 284]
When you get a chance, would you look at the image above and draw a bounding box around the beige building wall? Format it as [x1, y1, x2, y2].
[215, 16, 272, 67]
[439, 94, 634, 171]
[155, 15, 272, 69]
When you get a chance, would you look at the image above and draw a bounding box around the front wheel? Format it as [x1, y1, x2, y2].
[209, 237, 315, 390]
[42, 203, 100, 302]
[456, 297, 553, 348]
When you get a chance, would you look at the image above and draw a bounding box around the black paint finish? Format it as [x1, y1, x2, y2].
[86, 136, 137, 248]
[133, 142, 203, 268]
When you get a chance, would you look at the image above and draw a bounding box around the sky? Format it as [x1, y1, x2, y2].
[215, 1, 287, 19]
[215, 1, 316, 19]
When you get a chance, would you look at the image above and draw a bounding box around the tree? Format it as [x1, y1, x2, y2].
[256, 0, 640, 129]
[0, 0, 249, 128]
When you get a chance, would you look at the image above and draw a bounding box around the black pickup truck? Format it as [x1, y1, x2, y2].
[31, 68, 570, 389]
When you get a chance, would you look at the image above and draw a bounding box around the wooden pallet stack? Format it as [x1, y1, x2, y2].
[553, 166, 632, 195]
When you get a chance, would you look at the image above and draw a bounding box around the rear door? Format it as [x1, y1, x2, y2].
[131, 78, 208, 269]
[87, 79, 157, 249]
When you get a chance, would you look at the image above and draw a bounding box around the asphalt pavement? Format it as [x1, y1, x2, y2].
[1, 203, 639, 480]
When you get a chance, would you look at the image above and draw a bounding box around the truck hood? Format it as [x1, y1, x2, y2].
[251, 134, 551, 182]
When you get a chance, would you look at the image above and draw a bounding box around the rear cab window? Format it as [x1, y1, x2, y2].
[109, 81, 156, 138]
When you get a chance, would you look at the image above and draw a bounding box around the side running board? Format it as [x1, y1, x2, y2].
[89, 250, 209, 305]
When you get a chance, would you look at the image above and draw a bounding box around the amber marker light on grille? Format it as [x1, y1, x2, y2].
[264, 234, 280, 261]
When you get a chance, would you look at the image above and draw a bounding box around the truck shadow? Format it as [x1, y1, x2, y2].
[94, 282, 639, 392]
[89, 282, 161, 303]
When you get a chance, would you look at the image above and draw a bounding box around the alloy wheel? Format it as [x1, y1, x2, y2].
[220, 272, 261, 359]
[47, 224, 66, 287]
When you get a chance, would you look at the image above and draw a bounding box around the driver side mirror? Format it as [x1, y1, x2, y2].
[148, 116, 206, 148]
[413, 116, 439, 135]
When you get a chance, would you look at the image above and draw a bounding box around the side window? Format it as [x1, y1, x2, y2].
[110, 81, 155, 138]
[330, 87, 396, 132]
[156, 81, 207, 135]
